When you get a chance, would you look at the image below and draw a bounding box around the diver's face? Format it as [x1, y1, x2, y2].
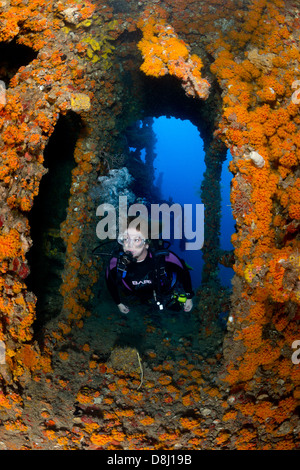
[122, 228, 149, 261]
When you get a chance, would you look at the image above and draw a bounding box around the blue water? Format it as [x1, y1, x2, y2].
[219, 149, 235, 287]
[152, 116, 235, 289]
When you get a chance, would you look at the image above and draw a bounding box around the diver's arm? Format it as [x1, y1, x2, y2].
[179, 264, 194, 298]
[117, 303, 130, 313]
[105, 266, 122, 305]
[165, 253, 194, 311]
[183, 298, 193, 312]
[105, 267, 130, 313]
[165, 253, 194, 298]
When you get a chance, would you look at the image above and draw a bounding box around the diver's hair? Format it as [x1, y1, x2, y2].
[124, 215, 150, 242]
[120, 215, 163, 244]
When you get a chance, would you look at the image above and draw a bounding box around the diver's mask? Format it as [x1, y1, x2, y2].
[117, 233, 146, 249]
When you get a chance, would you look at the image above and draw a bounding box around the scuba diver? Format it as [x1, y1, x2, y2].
[104, 223, 194, 315]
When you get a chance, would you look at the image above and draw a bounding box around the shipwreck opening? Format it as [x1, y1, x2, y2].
[27, 111, 83, 334]
[219, 150, 235, 288]
[0, 0, 299, 451]
[0, 38, 38, 86]
[151, 115, 205, 290]
[83, 72, 234, 360]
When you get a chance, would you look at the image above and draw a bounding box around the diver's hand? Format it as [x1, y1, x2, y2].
[184, 299, 193, 312]
[117, 303, 130, 314]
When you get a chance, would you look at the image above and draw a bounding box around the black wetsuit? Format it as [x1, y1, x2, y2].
[105, 250, 194, 307]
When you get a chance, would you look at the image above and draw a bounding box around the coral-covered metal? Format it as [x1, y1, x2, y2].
[0, 0, 299, 450]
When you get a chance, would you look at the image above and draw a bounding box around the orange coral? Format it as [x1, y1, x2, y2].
[211, 0, 300, 410]
[139, 416, 155, 426]
[0, 229, 21, 261]
[137, 10, 210, 99]
[0, 0, 298, 451]
[90, 432, 113, 446]
[222, 411, 238, 422]
[179, 417, 199, 430]
[158, 374, 172, 385]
